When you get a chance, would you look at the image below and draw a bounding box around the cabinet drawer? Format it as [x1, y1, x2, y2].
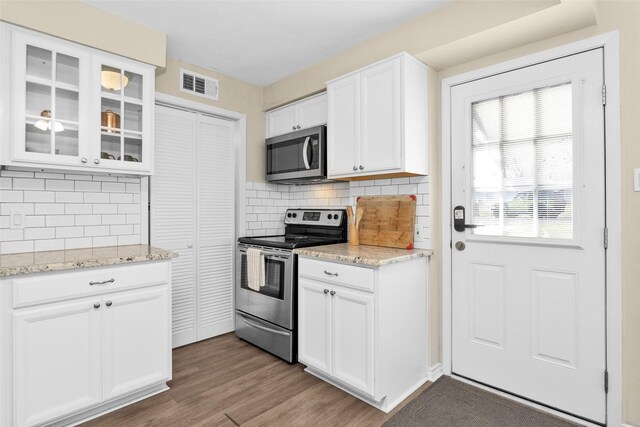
[12, 261, 170, 308]
[298, 257, 374, 292]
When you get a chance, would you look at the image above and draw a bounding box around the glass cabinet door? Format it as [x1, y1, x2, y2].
[97, 58, 149, 169]
[14, 33, 89, 165]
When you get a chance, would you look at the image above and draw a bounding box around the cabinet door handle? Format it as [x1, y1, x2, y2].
[106, 301, 113, 307]
[89, 278, 115, 286]
[324, 289, 329, 294]
[330, 290, 336, 296]
[353, 166, 358, 171]
[324, 270, 339, 277]
[359, 165, 364, 170]
[93, 302, 101, 309]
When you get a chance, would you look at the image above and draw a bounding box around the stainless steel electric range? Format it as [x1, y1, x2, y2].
[235, 208, 348, 362]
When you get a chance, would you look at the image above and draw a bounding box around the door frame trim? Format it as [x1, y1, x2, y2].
[441, 32, 621, 426]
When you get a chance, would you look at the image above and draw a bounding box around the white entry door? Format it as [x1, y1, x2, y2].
[451, 49, 606, 423]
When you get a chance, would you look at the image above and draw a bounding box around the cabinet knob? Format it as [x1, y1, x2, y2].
[81, 158, 88, 164]
[94, 159, 100, 165]
[359, 165, 364, 170]
[93, 302, 101, 309]
[330, 290, 336, 296]
[106, 301, 112, 307]
[296, 125, 301, 129]
[353, 166, 358, 171]
[324, 289, 329, 294]
[292, 126, 296, 130]
[187, 243, 193, 248]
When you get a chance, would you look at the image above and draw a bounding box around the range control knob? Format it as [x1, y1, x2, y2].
[287, 213, 292, 218]
[292, 213, 297, 218]
[333, 214, 339, 220]
[327, 214, 332, 220]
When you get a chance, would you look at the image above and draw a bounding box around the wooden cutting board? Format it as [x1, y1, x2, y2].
[356, 195, 416, 249]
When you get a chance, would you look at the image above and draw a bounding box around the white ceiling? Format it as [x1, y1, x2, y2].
[83, 0, 449, 87]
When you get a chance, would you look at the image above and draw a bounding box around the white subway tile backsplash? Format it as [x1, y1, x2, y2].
[244, 177, 431, 248]
[46, 179, 75, 191]
[64, 237, 92, 249]
[2, 190, 24, 202]
[24, 228, 55, 240]
[24, 191, 55, 203]
[84, 192, 110, 203]
[56, 226, 84, 238]
[35, 203, 64, 215]
[1, 229, 24, 241]
[75, 181, 102, 192]
[46, 215, 75, 227]
[65, 204, 92, 215]
[35, 239, 65, 251]
[12, 178, 44, 190]
[0, 170, 142, 254]
[56, 192, 83, 203]
[102, 182, 126, 193]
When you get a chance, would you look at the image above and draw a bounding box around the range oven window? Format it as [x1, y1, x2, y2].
[240, 252, 285, 299]
[267, 134, 320, 175]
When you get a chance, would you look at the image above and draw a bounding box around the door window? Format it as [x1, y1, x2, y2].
[471, 83, 573, 239]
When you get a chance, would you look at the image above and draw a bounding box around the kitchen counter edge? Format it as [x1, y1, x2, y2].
[293, 243, 433, 267]
[0, 244, 177, 277]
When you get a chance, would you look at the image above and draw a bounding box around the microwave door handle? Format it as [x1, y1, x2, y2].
[302, 136, 311, 170]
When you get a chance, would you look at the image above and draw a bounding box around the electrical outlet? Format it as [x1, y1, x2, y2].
[414, 227, 423, 242]
[634, 168, 640, 192]
[8, 206, 28, 230]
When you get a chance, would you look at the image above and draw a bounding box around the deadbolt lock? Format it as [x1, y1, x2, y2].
[455, 241, 466, 251]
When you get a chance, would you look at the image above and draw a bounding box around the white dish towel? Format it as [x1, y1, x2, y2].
[247, 247, 265, 291]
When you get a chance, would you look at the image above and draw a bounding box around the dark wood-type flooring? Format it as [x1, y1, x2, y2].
[84, 333, 432, 426]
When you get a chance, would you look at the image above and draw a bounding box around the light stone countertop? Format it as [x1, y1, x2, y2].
[294, 243, 433, 267]
[0, 244, 177, 277]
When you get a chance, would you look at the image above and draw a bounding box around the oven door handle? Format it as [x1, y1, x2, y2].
[238, 313, 290, 336]
[239, 248, 292, 260]
[302, 136, 311, 170]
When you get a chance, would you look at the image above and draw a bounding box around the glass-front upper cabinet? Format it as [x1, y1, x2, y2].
[12, 31, 90, 166]
[3, 25, 155, 175]
[93, 54, 153, 173]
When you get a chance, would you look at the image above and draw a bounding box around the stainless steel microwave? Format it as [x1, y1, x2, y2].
[266, 125, 328, 184]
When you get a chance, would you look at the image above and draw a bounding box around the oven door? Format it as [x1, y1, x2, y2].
[266, 125, 326, 182]
[236, 244, 294, 329]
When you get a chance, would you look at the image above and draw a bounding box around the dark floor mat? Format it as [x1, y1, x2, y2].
[383, 376, 579, 427]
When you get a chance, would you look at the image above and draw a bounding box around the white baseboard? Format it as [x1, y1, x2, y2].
[427, 362, 443, 382]
[622, 423, 638, 427]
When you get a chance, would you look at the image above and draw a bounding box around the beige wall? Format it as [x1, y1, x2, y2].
[155, 59, 265, 182]
[0, 0, 166, 67]
[264, 0, 639, 424]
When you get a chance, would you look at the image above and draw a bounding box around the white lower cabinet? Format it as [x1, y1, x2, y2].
[298, 256, 429, 413]
[14, 299, 102, 427]
[1, 261, 172, 427]
[102, 287, 170, 401]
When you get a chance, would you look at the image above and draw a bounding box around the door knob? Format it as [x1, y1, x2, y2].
[455, 241, 466, 251]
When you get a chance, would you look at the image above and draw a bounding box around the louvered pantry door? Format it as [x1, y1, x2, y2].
[152, 107, 236, 347]
[151, 105, 198, 347]
[196, 114, 235, 340]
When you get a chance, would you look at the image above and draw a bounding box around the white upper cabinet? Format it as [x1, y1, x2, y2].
[327, 53, 428, 179]
[266, 92, 327, 138]
[1, 24, 155, 175]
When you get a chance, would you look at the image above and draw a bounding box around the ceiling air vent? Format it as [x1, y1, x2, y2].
[180, 69, 219, 101]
